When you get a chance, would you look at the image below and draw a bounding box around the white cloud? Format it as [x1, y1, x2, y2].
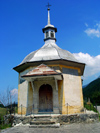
[73, 52, 100, 78]
[84, 22, 100, 38]
[85, 28, 100, 37]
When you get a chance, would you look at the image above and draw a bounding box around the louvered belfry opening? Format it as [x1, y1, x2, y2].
[39, 84, 53, 112]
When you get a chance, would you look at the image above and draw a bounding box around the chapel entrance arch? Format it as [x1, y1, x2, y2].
[39, 84, 53, 112]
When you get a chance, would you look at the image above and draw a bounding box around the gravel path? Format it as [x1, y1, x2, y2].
[0, 122, 100, 133]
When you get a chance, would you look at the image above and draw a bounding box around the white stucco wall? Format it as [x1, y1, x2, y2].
[18, 67, 35, 107]
[18, 65, 83, 115]
[62, 67, 82, 106]
[33, 77, 59, 113]
[18, 66, 60, 114]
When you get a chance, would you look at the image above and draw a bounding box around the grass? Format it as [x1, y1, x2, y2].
[0, 106, 18, 130]
[14, 106, 18, 113]
[0, 107, 7, 122]
[84, 101, 98, 113]
[84, 101, 100, 121]
[0, 123, 11, 130]
[0, 107, 11, 130]
[99, 114, 100, 120]
[0, 107, 6, 116]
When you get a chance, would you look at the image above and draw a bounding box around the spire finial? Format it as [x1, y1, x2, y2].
[46, 3, 51, 25]
[46, 3, 51, 10]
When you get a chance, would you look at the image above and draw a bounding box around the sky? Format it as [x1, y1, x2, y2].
[0, 0, 100, 99]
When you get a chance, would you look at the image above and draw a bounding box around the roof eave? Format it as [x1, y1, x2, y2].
[42, 27, 57, 33]
[13, 59, 85, 75]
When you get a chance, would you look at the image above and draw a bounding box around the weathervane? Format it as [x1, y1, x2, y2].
[46, 3, 51, 10]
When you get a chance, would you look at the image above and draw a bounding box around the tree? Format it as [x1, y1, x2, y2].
[0, 87, 18, 107]
[0, 101, 4, 107]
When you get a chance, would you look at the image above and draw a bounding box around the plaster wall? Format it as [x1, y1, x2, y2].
[18, 67, 35, 114]
[27, 82, 33, 114]
[58, 80, 63, 114]
[18, 66, 60, 114]
[62, 67, 83, 114]
[33, 78, 59, 114]
[18, 80, 28, 115]
[17, 65, 84, 115]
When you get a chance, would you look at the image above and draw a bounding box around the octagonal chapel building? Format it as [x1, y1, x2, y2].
[13, 7, 85, 115]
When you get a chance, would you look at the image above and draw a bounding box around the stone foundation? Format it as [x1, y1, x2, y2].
[57, 113, 99, 124]
[4, 112, 99, 126]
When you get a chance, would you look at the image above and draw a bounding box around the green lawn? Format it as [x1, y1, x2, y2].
[0, 107, 8, 130]
[0, 106, 18, 130]
[0, 107, 6, 118]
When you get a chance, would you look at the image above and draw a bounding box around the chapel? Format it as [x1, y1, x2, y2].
[13, 5, 85, 115]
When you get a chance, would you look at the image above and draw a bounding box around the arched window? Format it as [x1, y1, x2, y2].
[51, 31, 54, 38]
[46, 31, 49, 38]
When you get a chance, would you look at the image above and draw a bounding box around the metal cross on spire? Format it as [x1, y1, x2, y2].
[46, 3, 51, 25]
[46, 3, 51, 10]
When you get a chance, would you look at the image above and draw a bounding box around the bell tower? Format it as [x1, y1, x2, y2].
[42, 3, 57, 43]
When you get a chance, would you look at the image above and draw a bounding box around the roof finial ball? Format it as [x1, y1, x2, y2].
[46, 3, 51, 11]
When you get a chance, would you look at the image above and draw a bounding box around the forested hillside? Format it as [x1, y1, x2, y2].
[83, 77, 100, 105]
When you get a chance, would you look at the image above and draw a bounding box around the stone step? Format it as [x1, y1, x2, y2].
[29, 123, 60, 128]
[38, 112, 53, 114]
[33, 115, 52, 122]
[30, 121, 55, 125]
[34, 115, 51, 119]
[34, 118, 51, 122]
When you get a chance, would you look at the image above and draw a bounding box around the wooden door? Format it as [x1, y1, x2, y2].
[39, 84, 53, 112]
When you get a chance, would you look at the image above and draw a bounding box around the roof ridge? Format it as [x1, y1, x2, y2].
[50, 43, 62, 59]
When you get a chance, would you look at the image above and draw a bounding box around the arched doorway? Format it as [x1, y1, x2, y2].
[39, 84, 53, 112]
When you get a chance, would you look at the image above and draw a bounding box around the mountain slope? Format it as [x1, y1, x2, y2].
[83, 77, 100, 105]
